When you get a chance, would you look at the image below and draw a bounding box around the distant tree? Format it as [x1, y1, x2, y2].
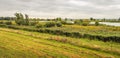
[0, 17, 4, 20]
[70, 19, 73, 21]
[56, 17, 62, 21]
[90, 17, 94, 21]
[25, 14, 29, 25]
[65, 18, 68, 21]
[118, 17, 120, 21]
[14, 13, 29, 25]
[103, 18, 106, 22]
[14, 13, 23, 25]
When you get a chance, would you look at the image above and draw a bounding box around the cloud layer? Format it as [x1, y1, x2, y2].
[0, 0, 120, 19]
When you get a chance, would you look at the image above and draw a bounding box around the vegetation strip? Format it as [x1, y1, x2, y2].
[0, 28, 120, 58]
[0, 24, 120, 43]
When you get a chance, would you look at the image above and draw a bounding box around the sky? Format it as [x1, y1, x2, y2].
[0, 0, 120, 19]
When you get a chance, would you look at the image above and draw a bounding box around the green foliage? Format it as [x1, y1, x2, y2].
[74, 20, 83, 25]
[1, 24, 120, 43]
[14, 13, 29, 25]
[56, 22, 62, 27]
[95, 21, 99, 26]
[118, 18, 120, 21]
[14, 13, 24, 25]
[44, 22, 56, 27]
[55, 17, 62, 21]
[0, 21, 12, 25]
[24, 14, 29, 25]
[29, 21, 38, 26]
[90, 17, 94, 21]
[4, 21, 12, 25]
[82, 22, 89, 26]
[35, 23, 44, 28]
[74, 19, 90, 26]
[61, 21, 67, 24]
[0, 21, 3, 24]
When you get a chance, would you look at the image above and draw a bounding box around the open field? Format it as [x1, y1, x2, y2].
[0, 28, 120, 58]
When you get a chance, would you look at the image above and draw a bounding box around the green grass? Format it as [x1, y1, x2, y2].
[0, 28, 120, 58]
[47, 25, 120, 37]
[0, 24, 120, 43]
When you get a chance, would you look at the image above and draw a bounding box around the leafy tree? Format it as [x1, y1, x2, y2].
[90, 17, 94, 21]
[25, 14, 29, 25]
[15, 13, 23, 25]
[14, 13, 29, 25]
[56, 17, 62, 21]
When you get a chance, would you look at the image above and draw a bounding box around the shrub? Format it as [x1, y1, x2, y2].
[4, 21, 12, 25]
[0, 21, 4, 24]
[82, 22, 89, 26]
[35, 23, 44, 28]
[74, 20, 83, 25]
[44, 22, 56, 27]
[61, 21, 66, 24]
[29, 22, 38, 26]
[56, 22, 62, 27]
[95, 21, 99, 26]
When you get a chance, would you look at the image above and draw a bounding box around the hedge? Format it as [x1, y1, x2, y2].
[0, 24, 120, 43]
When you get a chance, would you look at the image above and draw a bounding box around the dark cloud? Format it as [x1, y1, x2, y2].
[0, 0, 120, 18]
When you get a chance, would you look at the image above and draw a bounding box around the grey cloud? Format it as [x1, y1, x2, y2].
[0, 0, 120, 18]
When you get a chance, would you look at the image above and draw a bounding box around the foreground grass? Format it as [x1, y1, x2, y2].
[0, 28, 120, 58]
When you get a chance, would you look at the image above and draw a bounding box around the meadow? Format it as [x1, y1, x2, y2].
[0, 28, 120, 58]
[0, 23, 120, 43]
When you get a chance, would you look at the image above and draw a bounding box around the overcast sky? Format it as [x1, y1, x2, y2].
[0, 0, 120, 19]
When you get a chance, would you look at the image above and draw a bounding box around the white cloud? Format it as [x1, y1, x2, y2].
[69, 0, 90, 6]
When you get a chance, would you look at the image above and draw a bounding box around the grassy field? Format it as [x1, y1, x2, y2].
[48, 25, 120, 37]
[1, 24, 119, 42]
[0, 28, 120, 58]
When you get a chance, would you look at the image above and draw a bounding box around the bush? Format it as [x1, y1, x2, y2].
[0, 21, 4, 24]
[74, 20, 83, 25]
[82, 22, 89, 26]
[4, 21, 12, 25]
[44, 22, 56, 27]
[29, 22, 38, 26]
[95, 21, 99, 26]
[35, 23, 44, 28]
[61, 21, 66, 24]
[56, 22, 62, 27]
